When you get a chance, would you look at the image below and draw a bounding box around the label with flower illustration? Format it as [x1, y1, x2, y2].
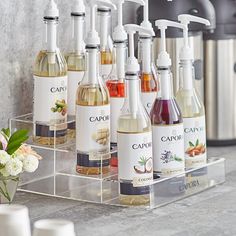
[152, 124, 185, 177]
[117, 132, 153, 188]
[76, 105, 110, 166]
[184, 116, 207, 169]
[33, 76, 67, 137]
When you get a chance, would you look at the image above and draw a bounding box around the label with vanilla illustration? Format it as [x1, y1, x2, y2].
[184, 116, 207, 169]
[152, 124, 185, 177]
[117, 132, 153, 188]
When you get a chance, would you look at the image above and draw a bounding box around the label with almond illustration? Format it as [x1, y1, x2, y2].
[183, 116, 207, 169]
[117, 132, 153, 188]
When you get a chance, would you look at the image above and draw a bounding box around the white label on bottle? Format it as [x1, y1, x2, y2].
[184, 116, 207, 169]
[141, 92, 157, 114]
[76, 104, 110, 154]
[110, 97, 125, 143]
[152, 124, 185, 177]
[117, 132, 153, 187]
[100, 64, 112, 79]
[67, 71, 84, 116]
[33, 76, 67, 125]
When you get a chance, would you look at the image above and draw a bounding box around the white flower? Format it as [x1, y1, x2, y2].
[5, 159, 23, 176]
[0, 168, 10, 177]
[23, 155, 39, 173]
[15, 154, 25, 161]
[0, 150, 11, 165]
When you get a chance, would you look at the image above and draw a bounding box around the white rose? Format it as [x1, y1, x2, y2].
[5, 159, 23, 176]
[0, 150, 11, 165]
[23, 155, 39, 173]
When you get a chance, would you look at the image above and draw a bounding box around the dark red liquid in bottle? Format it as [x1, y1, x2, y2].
[150, 98, 183, 125]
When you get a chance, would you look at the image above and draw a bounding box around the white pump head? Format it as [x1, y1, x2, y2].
[178, 14, 210, 61]
[124, 24, 154, 74]
[72, 0, 85, 14]
[44, 0, 59, 18]
[155, 19, 186, 68]
[140, 0, 154, 36]
[86, 0, 116, 46]
[112, 0, 145, 42]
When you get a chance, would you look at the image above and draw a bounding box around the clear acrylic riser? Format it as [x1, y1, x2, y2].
[10, 114, 226, 209]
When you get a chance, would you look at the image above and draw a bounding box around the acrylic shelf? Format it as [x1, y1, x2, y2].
[10, 114, 226, 209]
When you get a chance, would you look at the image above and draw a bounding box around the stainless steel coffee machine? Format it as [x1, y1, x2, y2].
[204, 0, 236, 145]
[137, 0, 215, 99]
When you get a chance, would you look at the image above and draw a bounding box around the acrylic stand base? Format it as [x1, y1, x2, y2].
[10, 114, 226, 209]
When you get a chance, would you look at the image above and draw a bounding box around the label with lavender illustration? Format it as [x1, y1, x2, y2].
[117, 132, 153, 188]
[184, 116, 207, 169]
[152, 124, 185, 176]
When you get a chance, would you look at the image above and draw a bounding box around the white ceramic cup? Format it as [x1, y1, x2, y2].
[0, 204, 31, 236]
[33, 219, 76, 236]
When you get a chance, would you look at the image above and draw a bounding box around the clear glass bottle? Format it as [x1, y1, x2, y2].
[139, 36, 158, 114]
[106, 41, 126, 167]
[176, 61, 206, 169]
[97, 7, 113, 79]
[65, 3, 86, 138]
[76, 46, 110, 175]
[118, 76, 152, 205]
[33, 1, 68, 146]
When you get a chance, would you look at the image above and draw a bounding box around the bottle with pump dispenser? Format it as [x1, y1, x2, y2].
[150, 20, 185, 177]
[176, 14, 210, 169]
[33, 0, 67, 146]
[139, 0, 158, 114]
[76, 0, 116, 175]
[117, 24, 153, 205]
[106, 0, 145, 167]
[65, 0, 86, 138]
[97, 6, 114, 79]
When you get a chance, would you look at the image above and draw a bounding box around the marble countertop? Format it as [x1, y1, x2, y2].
[15, 146, 236, 236]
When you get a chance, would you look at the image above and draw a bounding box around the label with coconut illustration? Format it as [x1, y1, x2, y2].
[76, 104, 110, 162]
[33, 76, 67, 136]
[152, 124, 185, 177]
[117, 132, 153, 188]
[184, 116, 207, 169]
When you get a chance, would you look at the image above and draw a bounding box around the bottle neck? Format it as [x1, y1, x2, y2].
[159, 68, 174, 100]
[72, 15, 85, 54]
[139, 37, 152, 74]
[125, 75, 141, 119]
[85, 47, 99, 85]
[179, 60, 194, 91]
[110, 42, 126, 81]
[44, 19, 58, 52]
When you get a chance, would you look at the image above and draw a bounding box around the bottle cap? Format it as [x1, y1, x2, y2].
[44, 0, 59, 18]
[71, 0, 85, 16]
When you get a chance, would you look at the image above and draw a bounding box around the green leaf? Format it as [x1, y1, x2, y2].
[195, 139, 199, 146]
[6, 135, 29, 155]
[174, 157, 183, 162]
[1, 128, 10, 138]
[189, 141, 194, 147]
[8, 129, 28, 144]
[0, 142, 3, 150]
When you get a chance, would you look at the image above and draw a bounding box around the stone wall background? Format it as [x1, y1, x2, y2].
[0, 0, 138, 127]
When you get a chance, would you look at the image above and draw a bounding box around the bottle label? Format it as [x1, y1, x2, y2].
[152, 124, 185, 176]
[33, 76, 67, 137]
[141, 92, 157, 114]
[110, 97, 125, 143]
[184, 116, 207, 169]
[76, 104, 110, 155]
[67, 71, 84, 116]
[117, 132, 153, 188]
[100, 64, 112, 79]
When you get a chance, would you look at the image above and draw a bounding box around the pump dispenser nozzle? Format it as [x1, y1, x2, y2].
[155, 20, 186, 68]
[178, 14, 210, 61]
[140, 0, 154, 36]
[86, 0, 116, 46]
[124, 24, 154, 74]
[113, 0, 145, 42]
[44, 0, 59, 19]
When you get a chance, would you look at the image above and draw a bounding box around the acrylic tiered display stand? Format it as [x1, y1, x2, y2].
[10, 114, 226, 209]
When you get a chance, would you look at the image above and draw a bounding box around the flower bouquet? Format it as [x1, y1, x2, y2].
[0, 128, 41, 203]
